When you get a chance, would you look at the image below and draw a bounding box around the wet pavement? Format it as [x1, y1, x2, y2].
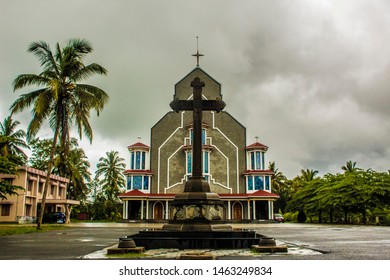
[1, 223, 390, 259]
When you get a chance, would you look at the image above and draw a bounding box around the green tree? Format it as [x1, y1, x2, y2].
[29, 137, 92, 221]
[10, 39, 109, 228]
[95, 151, 125, 220]
[0, 136, 23, 199]
[299, 169, 319, 182]
[268, 161, 289, 213]
[341, 160, 361, 173]
[0, 115, 29, 164]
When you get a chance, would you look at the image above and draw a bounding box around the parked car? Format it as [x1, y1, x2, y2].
[43, 212, 66, 224]
[274, 213, 284, 223]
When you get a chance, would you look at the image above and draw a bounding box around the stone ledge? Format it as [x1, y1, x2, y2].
[106, 245, 145, 255]
[178, 251, 215, 260]
[251, 245, 288, 253]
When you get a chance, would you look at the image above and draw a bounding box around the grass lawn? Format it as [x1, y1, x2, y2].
[0, 224, 68, 236]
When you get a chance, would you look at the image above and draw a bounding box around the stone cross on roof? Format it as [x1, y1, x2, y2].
[192, 36, 204, 67]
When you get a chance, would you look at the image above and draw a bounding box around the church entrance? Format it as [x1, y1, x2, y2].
[255, 201, 268, 220]
[153, 202, 164, 219]
[232, 202, 243, 220]
[127, 201, 141, 220]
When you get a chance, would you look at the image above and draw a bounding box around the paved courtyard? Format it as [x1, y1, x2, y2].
[1, 223, 390, 259]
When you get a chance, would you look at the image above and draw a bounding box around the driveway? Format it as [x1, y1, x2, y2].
[0, 223, 389, 259]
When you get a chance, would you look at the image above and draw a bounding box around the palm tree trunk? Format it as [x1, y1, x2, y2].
[37, 122, 60, 229]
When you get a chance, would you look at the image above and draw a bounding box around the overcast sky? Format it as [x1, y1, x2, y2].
[1, 0, 390, 178]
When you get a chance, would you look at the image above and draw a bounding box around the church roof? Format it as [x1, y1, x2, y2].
[124, 169, 154, 175]
[246, 141, 268, 151]
[127, 142, 150, 150]
[175, 67, 221, 88]
[219, 190, 279, 199]
[243, 169, 274, 175]
[119, 189, 279, 199]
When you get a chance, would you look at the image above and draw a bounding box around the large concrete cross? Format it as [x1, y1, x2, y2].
[170, 77, 225, 184]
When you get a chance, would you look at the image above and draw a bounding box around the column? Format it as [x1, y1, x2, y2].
[268, 201, 274, 220]
[247, 200, 251, 219]
[146, 200, 149, 219]
[141, 200, 144, 220]
[123, 201, 127, 220]
[227, 200, 231, 220]
[252, 200, 256, 220]
[165, 200, 169, 219]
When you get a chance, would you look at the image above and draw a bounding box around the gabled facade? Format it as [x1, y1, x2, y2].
[119, 67, 279, 222]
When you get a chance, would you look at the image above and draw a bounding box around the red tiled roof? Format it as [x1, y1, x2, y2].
[118, 189, 175, 198]
[246, 141, 268, 150]
[124, 169, 154, 175]
[127, 142, 150, 150]
[119, 189, 279, 199]
[243, 169, 274, 175]
[219, 190, 279, 198]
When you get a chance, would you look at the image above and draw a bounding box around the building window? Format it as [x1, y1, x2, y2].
[249, 151, 265, 170]
[127, 175, 150, 191]
[185, 150, 210, 181]
[131, 151, 146, 170]
[254, 176, 264, 190]
[133, 176, 142, 189]
[189, 129, 206, 145]
[143, 176, 149, 190]
[127, 177, 132, 190]
[265, 176, 270, 190]
[247, 176, 253, 191]
[38, 182, 43, 193]
[1, 205, 11, 216]
[50, 185, 55, 195]
[247, 176, 265, 191]
[27, 180, 33, 192]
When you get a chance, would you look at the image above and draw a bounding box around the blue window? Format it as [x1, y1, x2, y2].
[190, 129, 206, 145]
[133, 176, 142, 189]
[250, 152, 255, 170]
[143, 176, 149, 190]
[141, 151, 146, 169]
[262, 152, 265, 170]
[256, 152, 261, 170]
[265, 176, 270, 190]
[131, 152, 135, 169]
[204, 151, 209, 174]
[127, 176, 132, 190]
[187, 152, 192, 174]
[247, 176, 253, 190]
[255, 176, 264, 190]
[135, 151, 140, 169]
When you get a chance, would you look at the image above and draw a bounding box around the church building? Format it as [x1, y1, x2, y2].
[119, 60, 279, 222]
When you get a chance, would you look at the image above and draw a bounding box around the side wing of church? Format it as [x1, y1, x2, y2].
[119, 67, 279, 222]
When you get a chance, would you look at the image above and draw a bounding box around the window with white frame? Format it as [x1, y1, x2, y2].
[126, 175, 151, 191]
[130, 151, 146, 170]
[185, 150, 210, 181]
[249, 151, 265, 170]
[246, 175, 271, 191]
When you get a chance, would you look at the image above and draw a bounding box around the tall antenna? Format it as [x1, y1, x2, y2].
[192, 36, 204, 67]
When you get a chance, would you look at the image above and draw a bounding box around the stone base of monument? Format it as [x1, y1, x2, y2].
[122, 228, 269, 250]
[251, 237, 288, 253]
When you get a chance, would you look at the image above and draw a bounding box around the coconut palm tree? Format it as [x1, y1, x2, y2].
[300, 169, 319, 182]
[0, 115, 29, 163]
[10, 39, 109, 228]
[95, 151, 126, 200]
[341, 160, 361, 173]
